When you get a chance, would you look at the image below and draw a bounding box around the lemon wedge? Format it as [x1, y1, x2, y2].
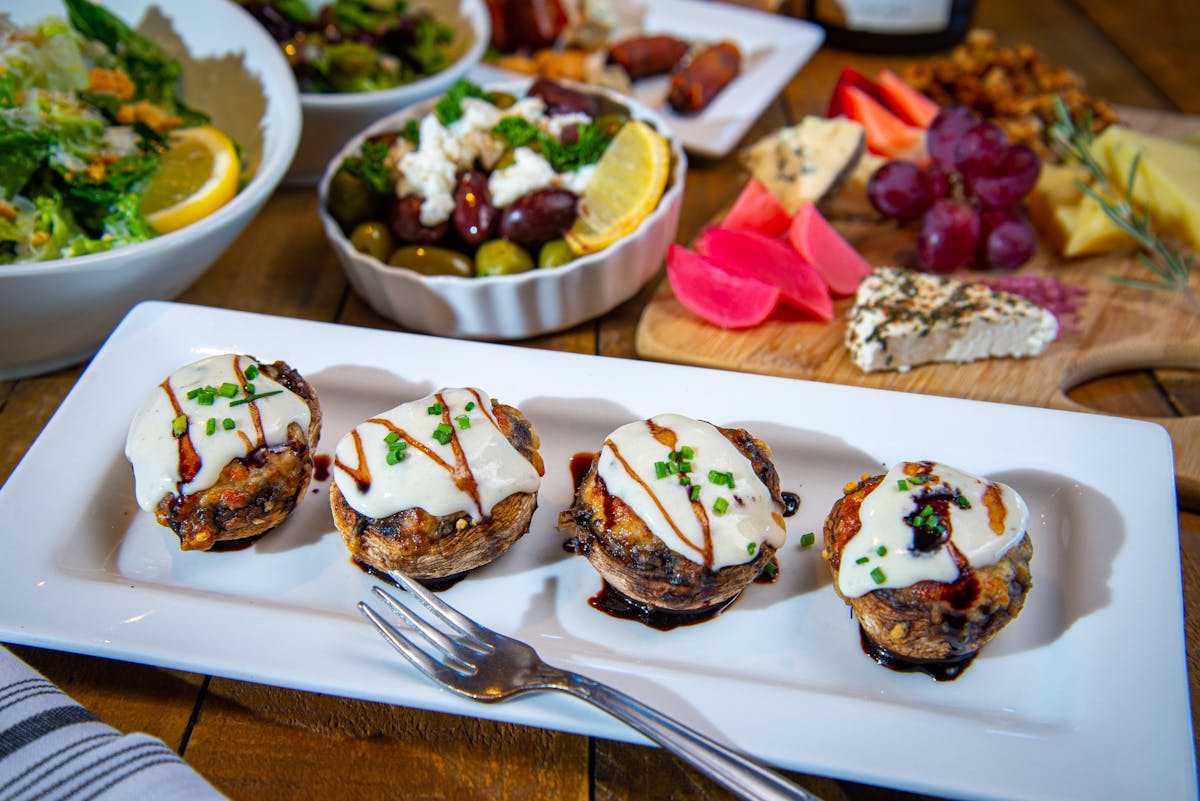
[566, 119, 670, 256]
[141, 125, 239, 234]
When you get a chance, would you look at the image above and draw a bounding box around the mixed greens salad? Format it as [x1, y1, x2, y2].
[239, 0, 456, 94]
[0, 0, 213, 263]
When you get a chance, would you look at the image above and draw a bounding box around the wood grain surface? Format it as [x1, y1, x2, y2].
[1, 1, 1198, 799]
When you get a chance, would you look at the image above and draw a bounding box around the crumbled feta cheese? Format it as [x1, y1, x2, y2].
[489, 148, 558, 208]
[398, 115, 458, 226]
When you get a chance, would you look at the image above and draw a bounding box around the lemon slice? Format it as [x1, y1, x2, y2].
[141, 125, 239, 234]
[566, 119, 670, 256]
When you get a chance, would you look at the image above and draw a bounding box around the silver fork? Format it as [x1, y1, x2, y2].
[358, 571, 823, 801]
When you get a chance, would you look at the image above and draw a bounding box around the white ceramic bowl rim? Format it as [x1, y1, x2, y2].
[319, 79, 686, 289]
[298, 5, 490, 110]
[0, 0, 301, 280]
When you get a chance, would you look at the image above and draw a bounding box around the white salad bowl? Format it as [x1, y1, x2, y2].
[286, 0, 490, 185]
[0, 0, 301, 380]
[318, 81, 686, 340]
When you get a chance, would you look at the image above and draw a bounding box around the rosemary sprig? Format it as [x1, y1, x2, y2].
[1047, 96, 1199, 316]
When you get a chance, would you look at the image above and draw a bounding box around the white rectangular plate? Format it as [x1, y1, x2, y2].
[0, 301, 1194, 801]
[471, 0, 823, 158]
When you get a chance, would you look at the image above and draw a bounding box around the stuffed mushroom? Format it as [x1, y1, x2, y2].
[559, 413, 792, 623]
[822, 460, 1033, 680]
[125, 354, 321, 551]
[330, 387, 543, 582]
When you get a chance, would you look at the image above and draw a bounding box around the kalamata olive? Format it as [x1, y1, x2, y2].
[244, 2, 298, 42]
[388, 245, 474, 278]
[349, 221, 395, 262]
[328, 168, 381, 231]
[498, 188, 578, 245]
[537, 238, 576, 269]
[475, 240, 534, 277]
[527, 77, 596, 116]
[387, 195, 448, 244]
[507, 0, 568, 50]
[453, 171, 497, 245]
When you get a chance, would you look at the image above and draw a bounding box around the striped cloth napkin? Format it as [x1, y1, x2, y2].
[0, 647, 227, 800]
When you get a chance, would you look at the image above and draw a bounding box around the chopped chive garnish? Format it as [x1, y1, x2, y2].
[432, 422, 454, 444]
[666, 461, 678, 474]
[678, 474, 691, 485]
[229, 390, 283, 406]
[708, 469, 725, 485]
[679, 461, 692, 473]
[680, 445, 694, 459]
[855, 556, 869, 565]
[205, 418, 216, 436]
[910, 475, 928, 484]
[654, 461, 669, 479]
[465, 401, 476, 411]
[386, 449, 405, 465]
[455, 414, 470, 429]
[186, 387, 202, 400]
[725, 471, 735, 489]
[218, 382, 238, 398]
[668, 450, 679, 461]
[197, 390, 215, 406]
[712, 497, 729, 515]
[244, 364, 260, 380]
[427, 402, 443, 415]
[876, 545, 888, 557]
[763, 561, 778, 579]
[747, 541, 757, 556]
[244, 383, 256, 395]
[171, 414, 187, 437]
[223, 418, 236, 430]
[870, 567, 886, 585]
[690, 485, 701, 501]
[799, 531, 816, 549]
[389, 440, 407, 452]
[921, 504, 933, 516]
[955, 495, 971, 508]
[897, 479, 908, 491]
[384, 431, 400, 444]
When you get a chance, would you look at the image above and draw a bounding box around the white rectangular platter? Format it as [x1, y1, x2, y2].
[472, 0, 824, 158]
[0, 301, 1194, 801]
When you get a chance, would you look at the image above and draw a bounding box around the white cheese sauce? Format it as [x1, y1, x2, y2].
[125, 354, 312, 511]
[837, 461, 1028, 598]
[331, 388, 541, 521]
[596, 414, 787, 570]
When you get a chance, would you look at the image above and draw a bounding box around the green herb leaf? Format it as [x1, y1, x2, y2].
[799, 532, 815, 549]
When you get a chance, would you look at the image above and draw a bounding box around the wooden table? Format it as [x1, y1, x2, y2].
[2, 0, 1197, 797]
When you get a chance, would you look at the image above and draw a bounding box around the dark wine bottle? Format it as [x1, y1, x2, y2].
[805, 0, 977, 54]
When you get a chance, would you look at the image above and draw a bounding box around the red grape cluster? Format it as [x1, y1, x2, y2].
[867, 106, 1042, 273]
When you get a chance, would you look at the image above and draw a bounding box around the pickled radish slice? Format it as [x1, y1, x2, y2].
[787, 202, 872, 297]
[696, 227, 833, 321]
[722, 178, 791, 237]
[666, 244, 781, 329]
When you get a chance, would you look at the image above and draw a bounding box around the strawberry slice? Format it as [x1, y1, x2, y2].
[788, 202, 872, 297]
[722, 178, 791, 237]
[876, 68, 940, 128]
[840, 85, 926, 162]
[696, 227, 833, 321]
[666, 244, 781, 329]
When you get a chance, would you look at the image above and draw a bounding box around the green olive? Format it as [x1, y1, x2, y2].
[492, 148, 516, 171]
[349, 221, 395, 262]
[328, 167, 380, 231]
[475, 240, 534, 277]
[593, 113, 628, 138]
[537, 238, 576, 269]
[387, 244, 474, 278]
[490, 91, 517, 109]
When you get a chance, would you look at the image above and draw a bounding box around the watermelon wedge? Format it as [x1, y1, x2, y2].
[666, 244, 781, 329]
[876, 68, 940, 128]
[722, 178, 791, 237]
[695, 227, 833, 321]
[788, 202, 872, 297]
[839, 85, 926, 162]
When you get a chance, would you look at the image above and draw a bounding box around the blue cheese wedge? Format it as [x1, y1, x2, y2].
[742, 116, 866, 214]
[846, 266, 1058, 372]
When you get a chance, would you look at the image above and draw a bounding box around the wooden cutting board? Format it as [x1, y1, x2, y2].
[636, 107, 1200, 507]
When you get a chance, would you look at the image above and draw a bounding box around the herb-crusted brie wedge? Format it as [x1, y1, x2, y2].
[846, 267, 1059, 373]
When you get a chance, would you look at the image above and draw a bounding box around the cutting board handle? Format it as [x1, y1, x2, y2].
[1051, 341, 1200, 511]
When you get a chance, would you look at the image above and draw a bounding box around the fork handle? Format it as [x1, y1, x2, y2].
[554, 671, 823, 801]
